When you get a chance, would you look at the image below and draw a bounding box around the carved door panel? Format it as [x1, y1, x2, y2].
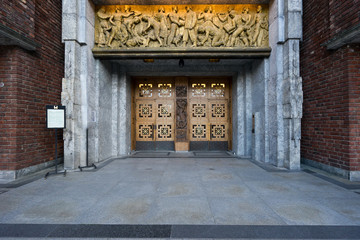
[189, 81, 209, 150]
[135, 83, 156, 150]
[189, 99, 209, 150]
[155, 100, 174, 149]
[133, 77, 230, 151]
[189, 78, 230, 151]
[136, 100, 156, 142]
[134, 78, 175, 150]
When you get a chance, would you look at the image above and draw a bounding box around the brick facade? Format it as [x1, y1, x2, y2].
[0, 0, 64, 175]
[0, 0, 36, 39]
[301, 0, 360, 176]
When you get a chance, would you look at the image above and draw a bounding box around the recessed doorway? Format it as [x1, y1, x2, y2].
[131, 76, 232, 151]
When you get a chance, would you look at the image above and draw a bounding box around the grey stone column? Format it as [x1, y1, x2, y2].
[233, 70, 246, 156]
[245, 65, 253, 157]
[267, 0, 303, 170]
[111, 64, 119, 156]
[283, 40, 302, 170]
[117, 69, 132, 155]
[254, 112, 262, 161]
[282, 0, 303, 170]
[251, 59, 271, 164]
[263, 58, 270, 163]
[62, 0, 96, 169]
[88, 59, 100, 165]
[269, 0, 284, 168]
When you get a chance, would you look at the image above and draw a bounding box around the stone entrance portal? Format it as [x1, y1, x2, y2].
[61, 0, 303, 172]
[132, 77, 232, 151]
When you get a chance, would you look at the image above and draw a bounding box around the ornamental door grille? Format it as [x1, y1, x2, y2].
[132, 77, 231, 151]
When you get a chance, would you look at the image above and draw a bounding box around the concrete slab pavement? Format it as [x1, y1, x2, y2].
[0, 153, 360, 238]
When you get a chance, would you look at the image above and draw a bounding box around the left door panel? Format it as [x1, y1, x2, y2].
[134, 78, 175, 151]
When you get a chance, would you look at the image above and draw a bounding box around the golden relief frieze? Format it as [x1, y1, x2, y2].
[94, 4, 269, 50]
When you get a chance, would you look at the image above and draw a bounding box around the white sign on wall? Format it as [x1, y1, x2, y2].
[46, 105, 66, 129]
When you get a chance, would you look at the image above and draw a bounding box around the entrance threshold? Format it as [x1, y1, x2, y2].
[130, 151, 236, 158]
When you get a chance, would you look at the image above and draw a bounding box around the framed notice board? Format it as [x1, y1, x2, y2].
[46, 105, 66, 129]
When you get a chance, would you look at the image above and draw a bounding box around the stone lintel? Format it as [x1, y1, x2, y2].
[92, 47, 271, 59]
[0, 24, 41, 51]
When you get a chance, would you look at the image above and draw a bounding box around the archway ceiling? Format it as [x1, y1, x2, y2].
[92, 0, 269, 5]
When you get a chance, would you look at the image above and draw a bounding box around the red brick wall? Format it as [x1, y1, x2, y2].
[0, 0, 36, 39]
[328, 0, 360, 38]
[0, 0, 64, 172]
[348, 45, 360, 171]
[0, 46, 18, 171]
[301, 0, 360, 172]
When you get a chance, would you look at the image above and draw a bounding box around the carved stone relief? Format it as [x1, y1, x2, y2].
[94, 4, 269, 49]
[176, 99, 187, 130]
[176, 98, 187, 141]
[176, 86, 187, 98]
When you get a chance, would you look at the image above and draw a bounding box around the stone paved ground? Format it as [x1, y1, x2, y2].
[1, 155, 360, 226]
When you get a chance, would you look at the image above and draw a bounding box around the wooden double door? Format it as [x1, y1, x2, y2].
[132, 77, 231, 151]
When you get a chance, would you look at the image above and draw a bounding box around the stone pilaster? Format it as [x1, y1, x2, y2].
[281, 0, 303, 170]
[62, 0, 97, 169]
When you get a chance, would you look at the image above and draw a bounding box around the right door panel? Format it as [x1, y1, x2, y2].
[189, 78, 231, 151]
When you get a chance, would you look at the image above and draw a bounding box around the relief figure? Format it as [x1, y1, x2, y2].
[123, 6, 140, 38]
[183, 6, 197, 47]
[239, 7, 252, 46]
[96, 7, 111, 47]
[215, 7, 234, 46]
[167, 6, 184, 46]
[198, 21, 224, 47]
[107, 7, 133, 47]
[259, 16, 269, 46]
[142, 15, 163, 47]
[155, 7, 169, 47]
[125, 17, 144, 47]
[198, 6, 214, 24]
[228, 9, 250, 47]
[251, 5, 267, 47]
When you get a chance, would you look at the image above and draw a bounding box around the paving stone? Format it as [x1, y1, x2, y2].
[150, 197, 215, 224]
[120, 170, 164, 182]
[265, 198, 355, 225]
[313, 197, 360, 224]
[108, 181, 159, 198]
[243, 180, 307, 199]
[157, 180, 205, 197]
[209, 197, 286, 225]
[9, 197, 92, 224]
[202, 181, 251, 197]
[79, 197, 156, 224]
[161, 169, 201, 182]
[200, 169, 243, 182]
